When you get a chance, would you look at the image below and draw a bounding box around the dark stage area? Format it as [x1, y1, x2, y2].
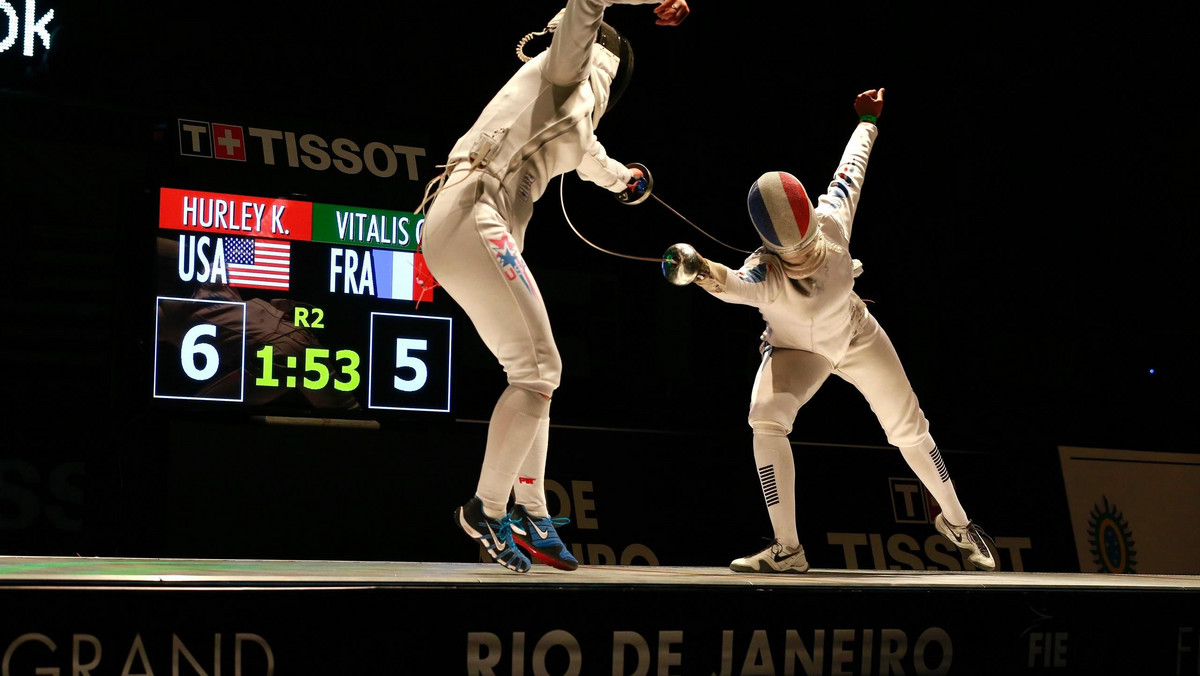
[2, 556, 1198, 674]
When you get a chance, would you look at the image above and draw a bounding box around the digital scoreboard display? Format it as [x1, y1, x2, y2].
[149, 121, 454, 423]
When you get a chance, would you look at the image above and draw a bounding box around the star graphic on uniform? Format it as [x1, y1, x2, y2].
[498, 247, 520, 269]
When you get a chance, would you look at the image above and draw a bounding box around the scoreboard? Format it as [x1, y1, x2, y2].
[148, 117, 454, 424]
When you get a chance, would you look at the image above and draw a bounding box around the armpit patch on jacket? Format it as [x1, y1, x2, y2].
[736, 262, 770, 283]
[518, 172, 535, 202]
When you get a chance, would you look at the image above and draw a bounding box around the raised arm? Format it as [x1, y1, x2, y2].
[819, 88, 883, 241]
[544, 0, 688, 86]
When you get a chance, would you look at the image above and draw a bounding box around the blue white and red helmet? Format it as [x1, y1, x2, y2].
[747, 171, 819, 255]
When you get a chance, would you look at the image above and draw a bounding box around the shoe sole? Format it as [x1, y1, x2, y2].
[729, 561, 809, 574]
[509, 513, 579, 571]
[514, 538, 579, 571]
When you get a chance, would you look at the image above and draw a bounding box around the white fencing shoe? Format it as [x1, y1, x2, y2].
[935, 513, 997, 571]
[729, 539, 810, 574]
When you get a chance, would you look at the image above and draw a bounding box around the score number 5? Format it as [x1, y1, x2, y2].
[367, 312, 451, 413]
[394, 338, 428, 392]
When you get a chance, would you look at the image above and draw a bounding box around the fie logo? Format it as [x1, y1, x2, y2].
[0, 0, 54, 58]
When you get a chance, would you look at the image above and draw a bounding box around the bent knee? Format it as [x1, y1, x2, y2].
[504, 352, 562, 398]
[508, 376, 558, 399]
[750, 420, 791, 437]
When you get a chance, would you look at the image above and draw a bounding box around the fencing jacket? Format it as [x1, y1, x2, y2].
[697, 122, 879, 364]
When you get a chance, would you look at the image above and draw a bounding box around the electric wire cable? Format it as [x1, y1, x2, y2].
[557, 175, 754, 263]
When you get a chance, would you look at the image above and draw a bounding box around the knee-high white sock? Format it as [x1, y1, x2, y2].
[476, 385, 551, 518]
[899, 442, 969, 525]
[512, 414, 551, 517]
[752, 432, 800, 549]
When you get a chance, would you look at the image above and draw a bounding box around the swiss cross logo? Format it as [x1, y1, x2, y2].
[177, 120, 246, 161]
[211, 123, 246, 161]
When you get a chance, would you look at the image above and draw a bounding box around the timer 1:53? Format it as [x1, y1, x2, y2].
[254, 345, 361, 391]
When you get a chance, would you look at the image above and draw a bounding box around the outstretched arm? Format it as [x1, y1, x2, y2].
[576, 135, 635, 191]
[566, 0, 688, 190]
[663, 243, 784, 307]
[819, 88, 883, 241]
[544, 0, 610, 87]
[544, 0, 689, 86]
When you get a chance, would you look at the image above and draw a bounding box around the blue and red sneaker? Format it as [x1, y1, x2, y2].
[508, 504, 579, 571]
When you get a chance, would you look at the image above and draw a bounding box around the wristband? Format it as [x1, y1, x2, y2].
[859, 114, 878, 124]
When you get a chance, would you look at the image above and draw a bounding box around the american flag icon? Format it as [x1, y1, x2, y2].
[225, 237, 290, 290]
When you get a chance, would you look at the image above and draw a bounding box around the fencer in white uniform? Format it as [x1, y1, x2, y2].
[665, 89, 997, 573]
[419, 0, 689, 573]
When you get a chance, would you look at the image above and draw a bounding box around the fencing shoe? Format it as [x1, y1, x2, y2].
[508, 504, 579, 571]
[454, 496, 531, 573]
[729, 539, 809, 574]
[935, 513, 997, 571]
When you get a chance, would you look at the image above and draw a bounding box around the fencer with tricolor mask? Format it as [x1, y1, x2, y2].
[695, 129, 874, 365]
[674, 105, 994, 572]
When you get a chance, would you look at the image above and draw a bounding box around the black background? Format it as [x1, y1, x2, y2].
[2, 2, 1197, 559]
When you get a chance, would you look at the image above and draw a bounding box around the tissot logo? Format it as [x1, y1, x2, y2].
[0, 0, 54, 58]
[177, 119, 426, 180]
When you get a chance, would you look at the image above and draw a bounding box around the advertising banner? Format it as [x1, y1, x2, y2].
[1059, 446, 1200, 574]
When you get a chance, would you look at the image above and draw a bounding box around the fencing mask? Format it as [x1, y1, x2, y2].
[747, 171, 819, 255]
[748, 171, 836, 279]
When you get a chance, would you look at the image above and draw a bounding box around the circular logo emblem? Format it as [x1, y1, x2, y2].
[1087, 496, 1137, 573]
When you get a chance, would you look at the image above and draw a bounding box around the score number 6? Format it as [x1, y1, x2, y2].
[182, 324, 220, 381]
[394, 338, 428, 392]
